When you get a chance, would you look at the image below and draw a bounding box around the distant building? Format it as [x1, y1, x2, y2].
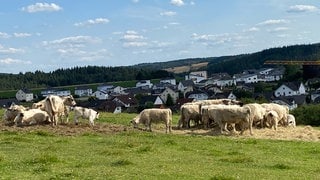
[16, 89, 33, 102]
[136, 80, 153, 88]
[74, 86, 93, 97]
[274, 82, 307, 97]
[185, 71, 207, 83]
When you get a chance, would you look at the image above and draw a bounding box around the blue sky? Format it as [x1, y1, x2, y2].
[0, 0, 319, 73]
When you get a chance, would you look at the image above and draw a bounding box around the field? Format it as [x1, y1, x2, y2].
[1, 109, 320, 179]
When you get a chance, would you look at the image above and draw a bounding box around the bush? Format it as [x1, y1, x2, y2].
[291, 104, 320, 126]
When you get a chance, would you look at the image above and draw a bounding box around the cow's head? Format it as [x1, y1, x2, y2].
[130, 116, 139, 128]
[64, 95, 77, 106]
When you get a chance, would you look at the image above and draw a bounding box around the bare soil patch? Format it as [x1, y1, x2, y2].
[1, 122, 320, 142]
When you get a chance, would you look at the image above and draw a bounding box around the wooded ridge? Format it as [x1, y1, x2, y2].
[1, 43, 320, 91]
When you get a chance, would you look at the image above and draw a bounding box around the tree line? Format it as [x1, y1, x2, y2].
[0, 66, 174, 91]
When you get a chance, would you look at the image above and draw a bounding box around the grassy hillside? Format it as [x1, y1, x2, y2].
[1, 109, 320, 179]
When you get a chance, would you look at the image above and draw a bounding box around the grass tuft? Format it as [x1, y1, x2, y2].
[271, 163, 291, 170]
[210, 175, 236, 180]
[220, 156, 254, 163]
[111, 159, 133, 167]
[26, 154, 59, 165]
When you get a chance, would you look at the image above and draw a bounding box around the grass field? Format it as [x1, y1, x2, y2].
[1, 109, 320, 179]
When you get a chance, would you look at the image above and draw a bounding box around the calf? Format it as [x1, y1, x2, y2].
[73, 106, 99, 126]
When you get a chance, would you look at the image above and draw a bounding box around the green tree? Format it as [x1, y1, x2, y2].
[166, 94, 174, 106]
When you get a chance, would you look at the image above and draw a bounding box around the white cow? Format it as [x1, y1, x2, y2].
[131, 108, 172, 133]
[44, 95, 76, 125]
[14, 109, 51, 126]
[287, 114, 296, 127]
[73, 106, 99, 126]
[265, 110, 280, 130]
[3, 104, 28, 125]
[210, 105, 253, 135]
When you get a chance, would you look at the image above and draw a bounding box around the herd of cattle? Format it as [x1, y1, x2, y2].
[2, 96, 296, 136]
[2, 95, 99, 127]
[131, 99, 296, 135]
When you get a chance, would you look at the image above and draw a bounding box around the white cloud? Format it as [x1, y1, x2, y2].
[244, 27, 260, 32]
[160, 11, 177, 16]
[132, 0, 139, 3]
[0, 32, 11, 38]
[13, 33, 32, 38]
[287, 5, 318, 13]
[257, 19, 289, 26]
[192, 33, 246, 46]
[0, 45, 25, 54]
[0, 58, 31, 65]
[22, 3, 62, 13]
[121, 31, 148, 48]
[43, 36, 102, 48]
[57, 48, 111, 62]
[171, 0, 184, 7]
[123, 42, 148, 48]
[74, 18, 110, 27]
[267, 27, 289, 33]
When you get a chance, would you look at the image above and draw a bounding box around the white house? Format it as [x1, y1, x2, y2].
[74, 86, 92, 97]
[16, 89, 33, 102]
[97, 84, 114, 92]
[112, 86, 126, 94]
[185, 71, 207, 83]
[216, 76, 236, 87]
[55, 89, 71, 97]
[92, 90, 109, 100]
[159, 87, 179, 104]
[274, 82, 307, 97]
[185, 90, 208, 101]
[235, 74, 258, 84]
[178, 80, 194, 92]
[136, 80, 153, 88]
[160, 78, 176, 85]
[40, 88, 71, 97]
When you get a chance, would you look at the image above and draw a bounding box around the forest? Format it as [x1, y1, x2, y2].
[1, 43, 320, 91]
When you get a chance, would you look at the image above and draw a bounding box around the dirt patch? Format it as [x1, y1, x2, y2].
[1, 122, 320, 142]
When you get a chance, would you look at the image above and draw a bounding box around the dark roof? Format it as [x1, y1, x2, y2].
[98, 100, 121, 112]
[272, 95, 307, 105]
[180, 80, 194, 87]
[139, 95, 163, 105]
[185, 89, 208, 98]
[282, 82, 302, 91]
[113, 94, 137, 105]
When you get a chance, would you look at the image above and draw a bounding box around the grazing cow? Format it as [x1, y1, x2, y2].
[287, 114, 296, 127]
[131, 108, 172, 133]
[261, 103, 289, 127]
[178, 103, 201, 128]
[73, 106, 99, 126]
[211, 105, 253, 135]
[14, 109, 51, 126]
[265, 110, 280, 130]
[201, 104, 240, 129]
[3, 104, 28, 125]
[44, 95, 76, 125]
[243, 103, 267, 128]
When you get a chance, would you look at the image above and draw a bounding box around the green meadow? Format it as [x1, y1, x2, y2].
[0, 109, 320, 179]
